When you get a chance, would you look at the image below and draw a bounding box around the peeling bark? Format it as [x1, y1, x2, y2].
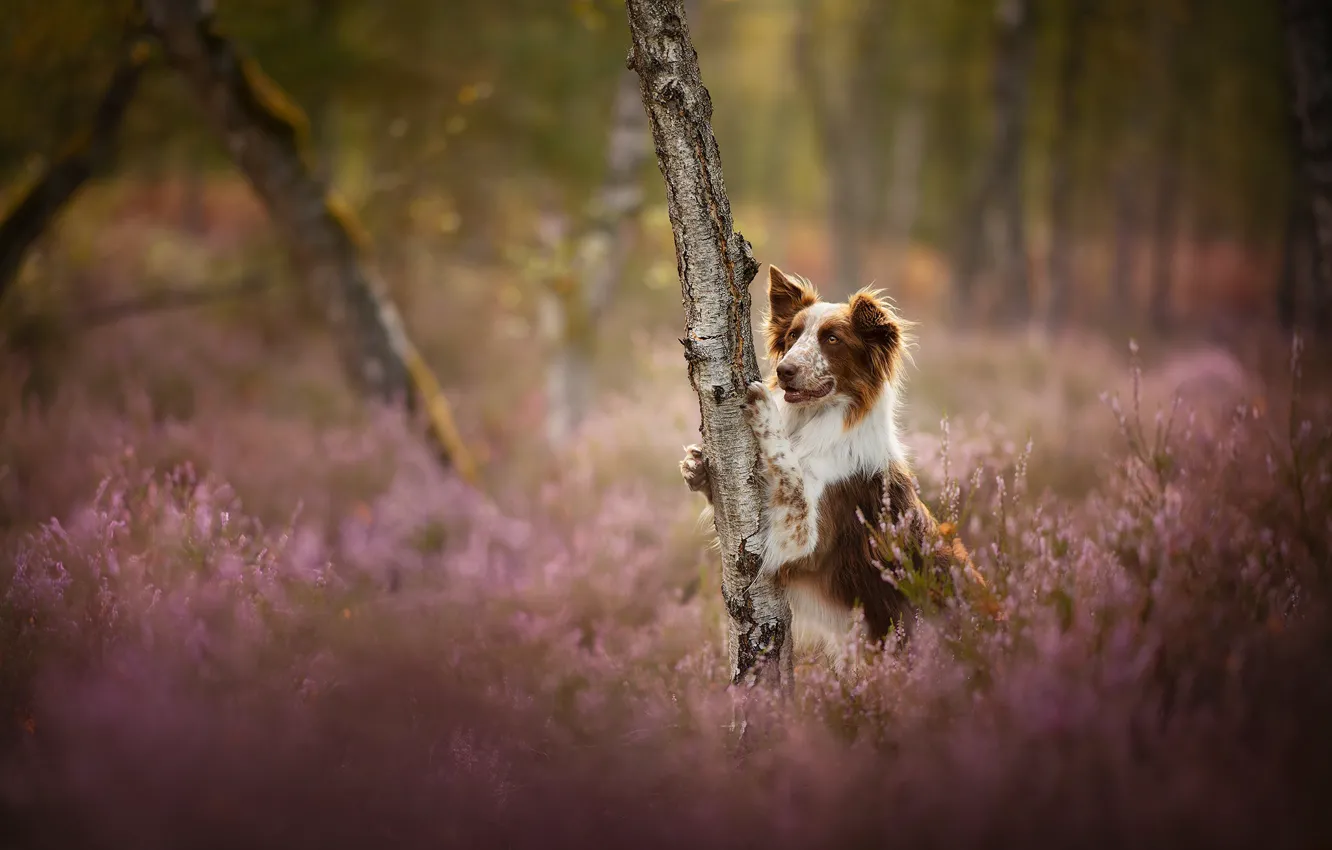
[0, 38, 149, 302]
[1283, 0, 1332, 330]
[140, 0, 476, 482]
[624, 0, 791, 692]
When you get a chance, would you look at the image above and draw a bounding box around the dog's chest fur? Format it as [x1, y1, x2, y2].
[765, 394, 918, 651]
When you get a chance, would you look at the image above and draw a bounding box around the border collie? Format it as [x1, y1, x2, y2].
[681, 265, 946, 665]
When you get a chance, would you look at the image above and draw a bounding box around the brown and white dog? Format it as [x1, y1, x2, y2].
[681, 265, 943, 665]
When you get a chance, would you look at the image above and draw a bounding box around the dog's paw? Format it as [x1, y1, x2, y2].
[743, 381, 779, 434]
[679, 444, 711, 493]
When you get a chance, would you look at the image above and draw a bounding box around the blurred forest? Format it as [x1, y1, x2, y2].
[5, 2, 1332, 846]
[0, 0, 1317, 400]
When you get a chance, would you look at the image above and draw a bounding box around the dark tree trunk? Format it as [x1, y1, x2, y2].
[1147, 1, 1187, 333]
[0, 40, 149, 302]
[1282, 0, 1332, 330]
[1045, 0, 1093, 330]
[1147, 151, 1181, 333]
[624, 0, 791, 694]
[952, 0, 1036, 325]
[1279, 182, 1314, 331]
[1109, 162, 1139, 321]
[140, 0, 477, 481]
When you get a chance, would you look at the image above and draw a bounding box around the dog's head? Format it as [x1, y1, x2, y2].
[763, 265, 911, 425]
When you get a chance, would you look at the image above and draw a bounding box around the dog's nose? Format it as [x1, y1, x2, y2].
[776, 362, 797, 385]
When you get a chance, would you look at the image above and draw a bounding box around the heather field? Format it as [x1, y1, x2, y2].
[2, 187, 1330, 849]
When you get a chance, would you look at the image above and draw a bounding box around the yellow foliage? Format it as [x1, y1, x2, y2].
[324, 191, 373, 253]
[238, 54, 313, 163]
[402, 345, 480, 485]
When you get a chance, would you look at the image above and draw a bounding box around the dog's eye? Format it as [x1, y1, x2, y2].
[824, 333, 839, 345]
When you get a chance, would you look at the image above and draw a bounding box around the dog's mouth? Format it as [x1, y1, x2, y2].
[782, 378, 835, 405]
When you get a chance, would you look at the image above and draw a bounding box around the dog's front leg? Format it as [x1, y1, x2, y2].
[744, 381, 817, 574]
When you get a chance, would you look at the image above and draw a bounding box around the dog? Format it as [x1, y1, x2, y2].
[680, 265, 949, 667]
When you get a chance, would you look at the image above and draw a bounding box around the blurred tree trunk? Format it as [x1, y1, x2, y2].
[885, 98, 926, 286]
[0, 39, 149, 303]
[140, 0, 477, 482]
[544, 67, 650, 444]
[952, 0, 1035, 325]
[1045, 0, 1093, 330]
[1282, 0, 1332, 330]
[625, 0, 791, 695]
[794, 1, 874, 297]
[1109, 164, 1140, 323]
[1279, 182, 1316, 331]
[1147, 2, 1187, 333]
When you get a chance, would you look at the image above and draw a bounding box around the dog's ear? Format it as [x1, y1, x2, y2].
[849, 289, 902, 353]
[765, 266, 817, 357]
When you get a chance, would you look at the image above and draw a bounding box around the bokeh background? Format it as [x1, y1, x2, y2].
[2, 1, 1331, 847]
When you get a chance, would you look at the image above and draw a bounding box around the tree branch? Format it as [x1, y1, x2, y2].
[139, 0, 477, 483]
[624, 0, 791, 693]
[0, 36, 151, 302]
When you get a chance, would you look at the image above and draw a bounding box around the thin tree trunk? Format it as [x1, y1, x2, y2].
[140, 0, 477, 482]
[793, 3, 867, 298]
[0, 38, 149, 302]
[1279, 182, 1313, 331]
[625, 0, 791, 693]
[545, 67, 651, 443]
[1045, 0, 1093, 330]
[952, 0, 1035, 325]
[1147, 155, 1180, 333]
[1147, 1, 1186, 333]
[885, 98, 926, 285]
[1283, 0, 1332, 330]
[1109, 162, 1138, 321]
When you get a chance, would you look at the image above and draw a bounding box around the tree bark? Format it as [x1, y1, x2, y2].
[951, 0, 1035, 325]
[0, 38, 150, 302]
[1045, 0, 1093, 330]
[1283, 0, 1332, 330]
[140, 0, 477, 482]
[545, 67, 651, 444]
[624, 0, 791, 692]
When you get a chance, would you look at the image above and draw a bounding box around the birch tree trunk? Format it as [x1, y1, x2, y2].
[1283, 0, 1332, 330]
[0, 37, 149, 302]
[624, 0, 792, 691]
[139, 0, 476, 482]
[544, 67, 651, 444]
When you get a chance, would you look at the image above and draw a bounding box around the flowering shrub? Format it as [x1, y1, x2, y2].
[1, 323, 1329, 849]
